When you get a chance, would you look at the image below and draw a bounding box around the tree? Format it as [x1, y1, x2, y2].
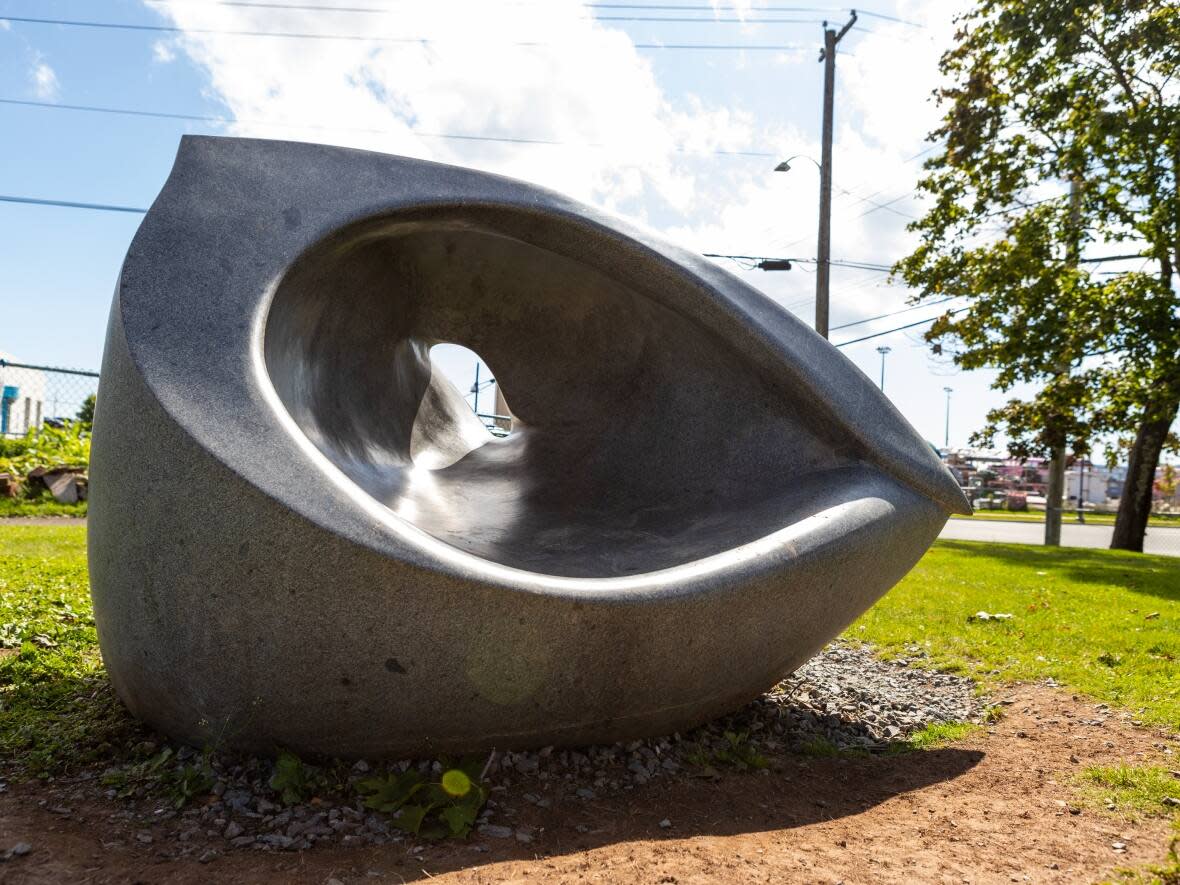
[894, 0, 1180, 551]
[76, 394, 96, 428]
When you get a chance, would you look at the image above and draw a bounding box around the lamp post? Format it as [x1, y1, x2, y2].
[876, 345, 891, 391]
[774, 155, 825, 335]
[773, 155, 821, 174]
[943, 386, 953, 449]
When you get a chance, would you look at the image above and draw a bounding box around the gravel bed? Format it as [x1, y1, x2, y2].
[11, 642, 983, 860]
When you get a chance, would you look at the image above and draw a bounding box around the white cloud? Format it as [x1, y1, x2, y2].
[141, 0, 758, 220]
[141, 0, 968, 340]
[137, 0, 1025, 451]
[29, 56, 59, 101]
[152, 40, 177, 63]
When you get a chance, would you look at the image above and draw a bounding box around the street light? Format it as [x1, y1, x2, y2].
[876, 345, 891, 391]
[943, 386, 953, 449]
[774, 155, 828, 338]
[774, 155, 822, 174]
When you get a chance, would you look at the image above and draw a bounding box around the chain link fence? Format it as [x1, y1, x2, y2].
[0, 360, 99, 437]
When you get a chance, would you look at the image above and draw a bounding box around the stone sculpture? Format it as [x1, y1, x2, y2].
[89, 136, 970, 758]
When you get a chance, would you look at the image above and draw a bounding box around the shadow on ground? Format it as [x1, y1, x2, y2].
[303, 745, 984, 882]
[936, 539, 1180, 602]
[0, 744, 985, 884]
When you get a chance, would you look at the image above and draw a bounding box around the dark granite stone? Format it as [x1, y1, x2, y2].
[88, 136, 969, 757]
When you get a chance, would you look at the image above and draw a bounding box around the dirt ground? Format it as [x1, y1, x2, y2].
[1, 684, 1175, 885]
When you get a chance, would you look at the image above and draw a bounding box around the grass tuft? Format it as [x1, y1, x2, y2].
[1080, 764, 1180, 818]
[900, 721, 979, 751]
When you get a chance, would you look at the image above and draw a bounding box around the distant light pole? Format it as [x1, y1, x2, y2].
[943, 386, 953, 449]
[876, 345, 891, 391]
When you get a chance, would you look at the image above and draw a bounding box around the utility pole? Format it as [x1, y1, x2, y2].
[876, 345, 891, 391]
[943, 387, 953, 449]
[815, 10, 858, 339]
[1045, 176, 1082, 547]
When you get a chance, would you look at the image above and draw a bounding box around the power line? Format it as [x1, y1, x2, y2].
[0, 194, 148, 214]
[142, 1, 925, 27]
[829, 296, 959, 331]
[139, 1, 836, 23]
[853, 190, 915, 219]
[705, 253, 895, 272]
[0, 15, 808, 49]
[145, 0, 832, 9]
[0, 97, 778, 157]
[834, 307, 969, 347]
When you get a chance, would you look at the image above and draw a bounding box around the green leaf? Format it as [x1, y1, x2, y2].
[389, 803, 428, 834]
[440, 802, 478, 837]
[269, 750, 308, 805]
[357, 769, 424, 813]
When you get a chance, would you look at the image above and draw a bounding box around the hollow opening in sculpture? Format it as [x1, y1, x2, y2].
[427, 343, 515, 440]
[263, 206, 865, 577]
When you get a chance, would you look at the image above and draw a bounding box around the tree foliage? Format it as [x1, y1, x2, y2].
[894, 0, 1180, 545]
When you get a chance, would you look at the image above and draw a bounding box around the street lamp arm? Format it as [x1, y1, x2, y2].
[773, 155, 822, 173]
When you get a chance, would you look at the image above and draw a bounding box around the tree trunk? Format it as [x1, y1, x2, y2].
[1111, 398, 1179, 551]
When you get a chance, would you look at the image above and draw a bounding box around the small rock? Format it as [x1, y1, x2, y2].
[576, 788, 596, 800]
[224, 821, 243, 839]
[515, 830, 533, 844]
[6, 842, 32, 859]
[659, 819, 672, 829]
[135, 832, 153, 844]
[477, 825, 513, 839]
[198, 849, 219, 864]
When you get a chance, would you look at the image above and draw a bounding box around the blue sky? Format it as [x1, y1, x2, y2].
[0, 0, 1041, 450]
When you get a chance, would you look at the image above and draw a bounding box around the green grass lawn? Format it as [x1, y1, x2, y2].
[0, 524, 139, 775]
[854, 540, 1180, 731]
[0, 496, 87, 518]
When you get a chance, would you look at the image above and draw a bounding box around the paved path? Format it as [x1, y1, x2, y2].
[940, 517, 1180, 557]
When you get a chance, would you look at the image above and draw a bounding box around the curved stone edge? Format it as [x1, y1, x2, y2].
[91, 289, 946, 757]
[117, 136, 968, 579]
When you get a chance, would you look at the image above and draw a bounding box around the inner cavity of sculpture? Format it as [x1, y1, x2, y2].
[263, 212, 854, 578]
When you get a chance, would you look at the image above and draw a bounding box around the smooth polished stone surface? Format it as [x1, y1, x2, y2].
[88, 136, 970, 758]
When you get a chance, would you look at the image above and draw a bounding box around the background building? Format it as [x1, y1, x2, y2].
[0, 351, 46, 438]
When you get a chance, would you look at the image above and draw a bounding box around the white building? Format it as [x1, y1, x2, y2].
[0, 350, 47, 438]
[1065, 462, 1110, 506]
